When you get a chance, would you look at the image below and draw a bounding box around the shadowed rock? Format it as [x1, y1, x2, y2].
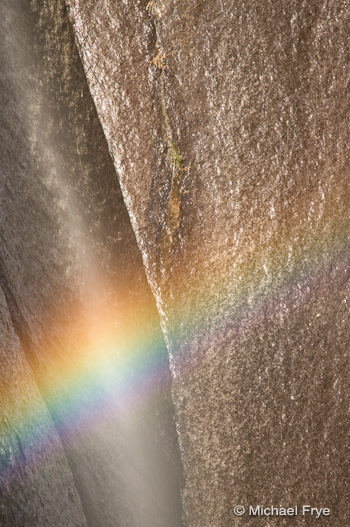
[0, 288, 86, 527]
[0, 0, 183, 526]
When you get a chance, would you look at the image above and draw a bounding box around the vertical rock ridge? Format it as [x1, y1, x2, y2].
[146, 7, 187, 307]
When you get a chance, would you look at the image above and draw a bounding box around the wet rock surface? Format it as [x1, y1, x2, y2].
[1, 0, 183, 526]
[68, 1, 350, 526]
[0, 288, 86, 527]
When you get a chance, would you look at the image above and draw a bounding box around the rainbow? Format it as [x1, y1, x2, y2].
[1, 181, 349, 493]
[0, 297, 170, 487]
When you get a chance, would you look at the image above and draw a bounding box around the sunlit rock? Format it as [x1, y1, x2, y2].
[67, 1, 350, 525]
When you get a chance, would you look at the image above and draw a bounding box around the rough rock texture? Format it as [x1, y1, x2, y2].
[0, 288, 86, 527]
[68, 1, 350, 526]
[1, 0, 183, 526]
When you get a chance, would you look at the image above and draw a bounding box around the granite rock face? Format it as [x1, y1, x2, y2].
[68, 1, 350, 526]
[1, 0, 183, 526]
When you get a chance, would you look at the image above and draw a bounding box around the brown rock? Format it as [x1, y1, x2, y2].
[68, 1, 350, 525]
